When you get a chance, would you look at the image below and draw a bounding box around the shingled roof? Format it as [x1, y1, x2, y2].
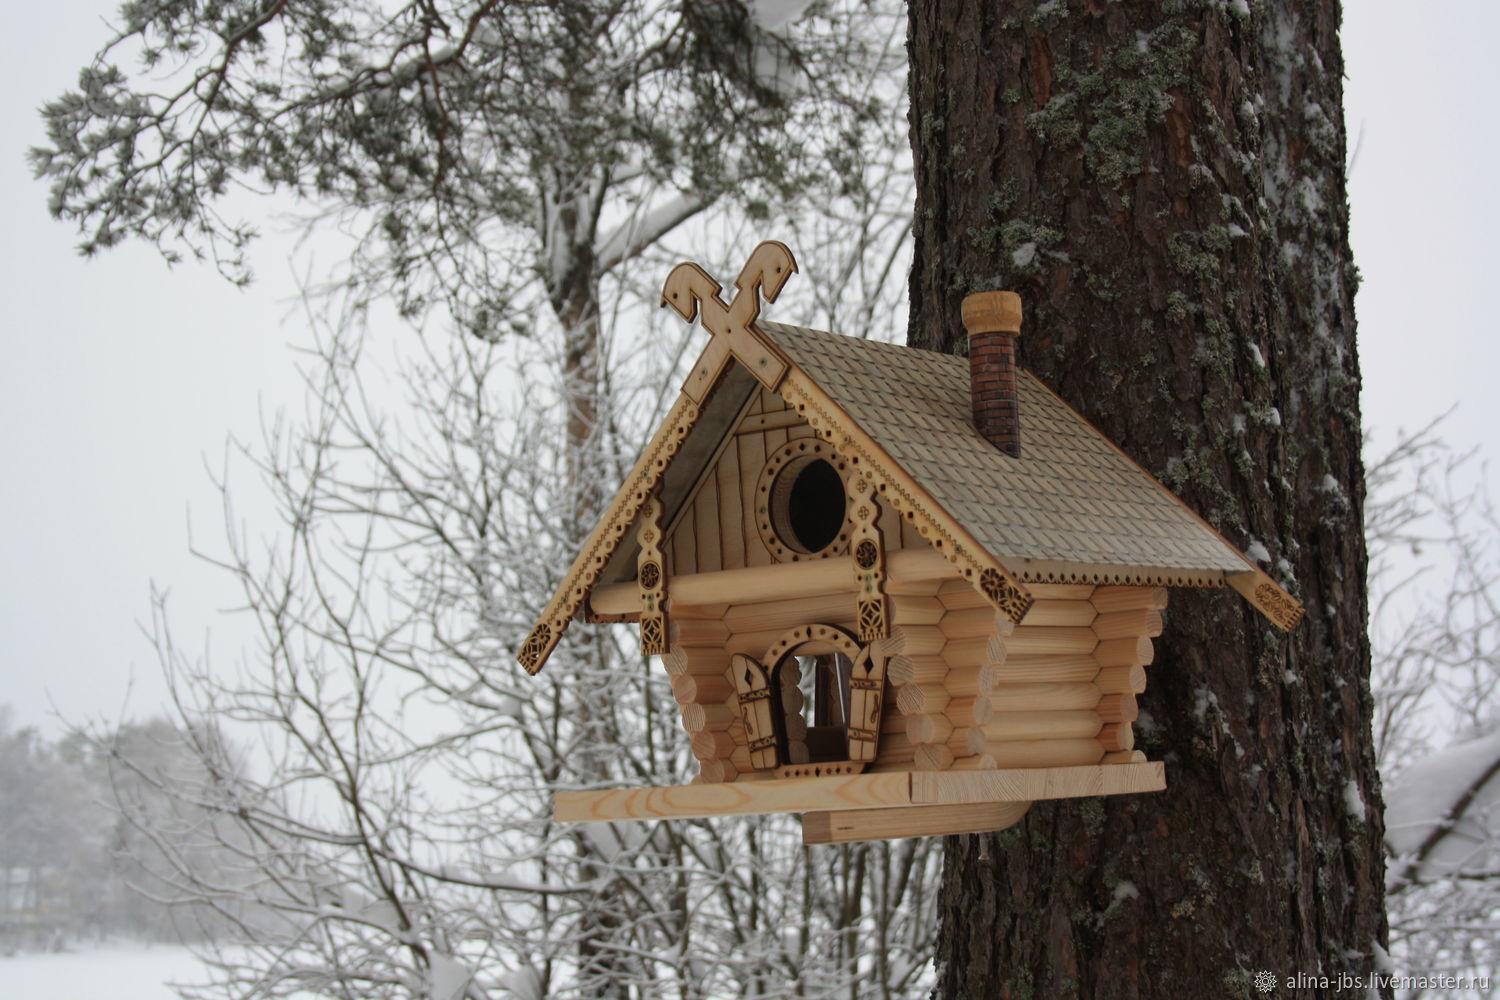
[516, 244, 1304, 674]
[764, 321, 1249, 583]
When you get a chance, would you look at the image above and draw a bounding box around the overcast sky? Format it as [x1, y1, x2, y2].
[2, 1, 1496, 734]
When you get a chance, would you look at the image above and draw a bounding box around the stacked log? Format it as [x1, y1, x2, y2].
[1089, 586, 1166, 757]
[666, 617, 738, 782]
[967, 584, 1104, 769]
[667, 573, 1166, 784]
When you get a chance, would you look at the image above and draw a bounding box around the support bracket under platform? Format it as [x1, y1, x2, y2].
[801, 800, 1033, 845]
[554, 763, 1164, 840]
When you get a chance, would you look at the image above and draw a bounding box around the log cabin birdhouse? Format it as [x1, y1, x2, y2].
[518, 241, 1303, 845]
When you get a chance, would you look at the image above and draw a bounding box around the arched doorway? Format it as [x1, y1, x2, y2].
[762, 624, 864, 766]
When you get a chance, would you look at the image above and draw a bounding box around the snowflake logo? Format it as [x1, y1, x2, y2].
[1253, 969, 1278, 993]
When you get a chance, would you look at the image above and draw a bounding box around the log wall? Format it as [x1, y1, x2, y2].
[878, 581, 1167, 774]
[661, 518, 1166, 783]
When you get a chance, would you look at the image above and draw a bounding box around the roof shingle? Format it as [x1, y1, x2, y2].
[763, 321, 1249, 577]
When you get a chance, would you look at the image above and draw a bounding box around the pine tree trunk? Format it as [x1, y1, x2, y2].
[546, 214, 633, 994]
[552, 235, 605, 532]
[907, 3, 1387, 996]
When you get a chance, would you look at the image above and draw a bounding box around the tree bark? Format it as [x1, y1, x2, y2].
[907, 3, 1386, 996]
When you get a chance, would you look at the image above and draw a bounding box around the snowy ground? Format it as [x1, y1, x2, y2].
[2, 943, 209, 1000]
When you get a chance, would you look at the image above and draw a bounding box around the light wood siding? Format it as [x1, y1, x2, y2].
[667, 387, 916, 575]
[874, 583, 1173, 774]
[695, 592, 865, 782]
[672, 567, 1164, 782]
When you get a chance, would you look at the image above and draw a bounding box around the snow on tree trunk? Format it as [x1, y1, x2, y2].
[907, 1, 1386, 995]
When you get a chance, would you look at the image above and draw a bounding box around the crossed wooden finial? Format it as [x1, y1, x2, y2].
[661, 240, 799, 403]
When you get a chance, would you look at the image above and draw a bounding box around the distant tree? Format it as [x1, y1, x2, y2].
[119, 302, 942, 999]
[0, 709, 107, 949]
[0, 711, 246, 949]
[77, 717, 254, 943]
[34, 4, 919, 995]
[907, 1, 1386, 995]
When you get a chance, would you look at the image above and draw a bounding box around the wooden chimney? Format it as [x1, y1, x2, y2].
[963, 290, 1024, 458]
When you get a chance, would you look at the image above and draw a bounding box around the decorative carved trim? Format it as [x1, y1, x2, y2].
[731, 653, 780, 770]
[760, 622, 863, 666]
[755, 438, 854, 562]
[758, 624, 883, 771]
[845, 645, 889, 763]
[774, 761, 864, 779]
[1227, 569, 1306, 631]
[1016, 559, 1226, 589]
[517, 394, 702, 674]
[661, 241, 798, 403]
[778, 369, 1035, 624]
[637, 496, 668, 656]
[846, 471, 889, 642]
[1254, 584, 1304, 629]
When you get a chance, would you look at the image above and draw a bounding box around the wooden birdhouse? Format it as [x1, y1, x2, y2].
[517, 241, 1303, 845]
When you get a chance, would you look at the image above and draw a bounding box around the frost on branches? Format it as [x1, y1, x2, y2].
[1369, 421, 1500, 990]
[30, 0, 891, 340]
[44, 1, 929, 992]
[126, 259, 933, 997]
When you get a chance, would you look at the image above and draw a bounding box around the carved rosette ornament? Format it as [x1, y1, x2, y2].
[636, 496, 668, 656]
[846, 471, 889, 642]
[980, 567, 1032, 622]
[518, 623, 551, 673]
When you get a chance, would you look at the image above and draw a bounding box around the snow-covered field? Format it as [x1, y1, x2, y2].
[2, 944, 208, 1000]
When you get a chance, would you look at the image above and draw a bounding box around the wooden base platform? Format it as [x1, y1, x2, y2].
[801, 801, 1032, 844]
[554, 762, 1164, 843]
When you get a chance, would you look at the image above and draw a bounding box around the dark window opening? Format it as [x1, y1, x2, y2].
[775, 648, 853, 764]
[771, 458, 846, 554]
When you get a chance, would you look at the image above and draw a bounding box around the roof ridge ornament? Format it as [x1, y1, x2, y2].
[661, 240, 799, 403]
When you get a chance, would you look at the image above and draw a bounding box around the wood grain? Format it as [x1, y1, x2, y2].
[881, 624, 948, 658]
[910, 762, 1164, 805]
[1092, 636, 1154, 668]
[1092, 609, 1163, 641]
[557, 764, 1162, 824]
[992, 655, 1099, 683]
[982, 711, 1102, 742]
[1091, 586, 1168, 614]
[989, 681, 1102, 712]
[1002, 626, 1098, 656]
[984, 739, 1105, 769]
[802, 801, 1031, 844]
[1094, 664, 1148, 694]
[738, 426, 769, 567]
[555, 772, 914, 821]
[1018, 599, 1097, 628]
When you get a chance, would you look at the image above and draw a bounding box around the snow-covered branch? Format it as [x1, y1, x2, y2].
[596, 193, 710, 275]
[1369, 421, 1500, 989]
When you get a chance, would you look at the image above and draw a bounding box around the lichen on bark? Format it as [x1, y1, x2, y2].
[908, 0, 1386, 995]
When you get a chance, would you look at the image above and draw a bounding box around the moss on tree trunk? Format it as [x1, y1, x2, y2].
[907, 2, 1386, 996]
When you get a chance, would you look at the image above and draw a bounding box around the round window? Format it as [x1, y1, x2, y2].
[772, 457, 846, 553]
[756, 440, 851, 560]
